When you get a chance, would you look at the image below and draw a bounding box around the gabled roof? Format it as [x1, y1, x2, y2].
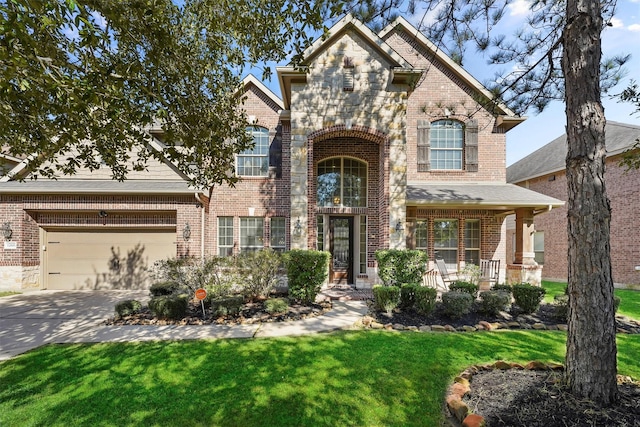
[241, 74, 284, 111]
[277, 14, 422, 109]
[507, 121, 640, 183]
[380, 16, 524, 130]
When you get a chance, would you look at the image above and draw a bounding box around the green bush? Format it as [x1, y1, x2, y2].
[400, 283, 420, 309]
[479, 291, 511, 315]
[373, 285, 400, 314]
[148, 295, 188, 320]
[512, 283, 546, 314]
[149, 281, 181, 297]
[492, 284, 513, 295]
[441, 291, 473, 319]
[375, 250, 428, 287]
[151, 256, 235, 298]
[414, 286, 437, 316]
[449, 281, 479, 298]
[265, 298, 289, 314]
[236, 249, 283, 301]
[284, 250, 330, 304]
[210, 295, 244, 317]
[114, 299, 142, 318]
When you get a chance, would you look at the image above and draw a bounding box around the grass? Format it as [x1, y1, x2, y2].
[542, 281, 640, 320]
[1, 332, 639, 427]
[0, 291, 20, 298]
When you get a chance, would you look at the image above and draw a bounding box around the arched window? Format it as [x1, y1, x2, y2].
[237, 127, 269, 176]
[430, 120, 464, 170]
[317, 157, 367, 207]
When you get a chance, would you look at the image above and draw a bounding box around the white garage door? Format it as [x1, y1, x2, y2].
[44, 229, 176, 290]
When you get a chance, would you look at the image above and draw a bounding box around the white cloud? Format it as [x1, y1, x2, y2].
[609, 17, 624, 28]
[629, 23, 640, 32]
[508, 0, 531, 17]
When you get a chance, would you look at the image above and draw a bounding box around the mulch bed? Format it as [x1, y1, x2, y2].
[103, 296, 332, 326]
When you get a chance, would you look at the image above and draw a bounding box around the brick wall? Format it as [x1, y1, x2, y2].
[523, 155, 640, 285]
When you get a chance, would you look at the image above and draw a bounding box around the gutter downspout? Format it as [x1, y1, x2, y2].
[194, 192, 205, 260]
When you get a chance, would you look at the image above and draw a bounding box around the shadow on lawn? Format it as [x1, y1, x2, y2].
[0, 331, 609, 427]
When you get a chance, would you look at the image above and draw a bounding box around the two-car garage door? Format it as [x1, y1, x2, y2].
[43, 229, 176, 290]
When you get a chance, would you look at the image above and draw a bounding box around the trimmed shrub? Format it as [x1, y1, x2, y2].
[375, 250, 429, 287]
[114, 299, 142, 318]
[553, 294, 569, 321]
[148, 295, 188, 320]
[149, 281, 181, 297]
[512, 283, 546, 314]
[492, 284, 513, 295]
[236, 249, 283, 301]
[449, 281, 479, 298]
[265, 298, 289, 314]
[479, 291, 511, 315]
[151, 256, 235, 298]
[373, 285, 400, 314]
[414, 286, 437, 316]
[210, 295, 244, 317]
[284, 250, 330, 305]
[400, 283, 420, 309]
[441, 291, 474, 319]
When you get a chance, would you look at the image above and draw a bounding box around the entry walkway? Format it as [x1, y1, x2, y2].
[0, 290, 369, 361]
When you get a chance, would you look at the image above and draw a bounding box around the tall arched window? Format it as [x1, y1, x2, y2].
[237, 127, 269, 176]
[317, 157, 367, 207]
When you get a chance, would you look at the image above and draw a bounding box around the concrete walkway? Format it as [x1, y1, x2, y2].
[0, 290, 369, 361]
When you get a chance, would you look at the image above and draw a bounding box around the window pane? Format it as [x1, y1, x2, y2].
[430, 120, 463, 170]
[317, 158, 341, 207]
[434, 219, 458, 269]
[360, 216, 367, 274]
[317, 158, 367, 207]
[270, 217, 286, 252]
[464, 220, 480, 265]
[534, 231, 544, 265]
[218, 217, 233, 257]
[416, 220, 428, 250]
[317, 215, 324, 251]
[240, 217, 264, 252]
[237, 127, 269, 176]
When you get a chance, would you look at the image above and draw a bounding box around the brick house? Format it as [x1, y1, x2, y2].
[0, 15, 562, 291]
[507, 121, 640, 288]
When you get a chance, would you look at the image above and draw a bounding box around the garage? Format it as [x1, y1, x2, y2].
[43, 228, 176, 290]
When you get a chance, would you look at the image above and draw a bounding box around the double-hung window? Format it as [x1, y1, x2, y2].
[270, 217, 286, 252]
[218, 217, 234, 256]
[240, 217, 264, 252]
[430, 120, 464, 170]
[434, 219, 458, 270]
[464, 220, 480, 266]
[237, 127, 269, 176]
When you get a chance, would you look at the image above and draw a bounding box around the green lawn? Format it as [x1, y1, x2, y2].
[2, 332, 640, 427]
[543, 281, 640, 320]
[0, 291, 20, 298]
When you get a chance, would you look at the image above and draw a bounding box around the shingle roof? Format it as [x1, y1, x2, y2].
[507, 121, 640, 183]
[0, 180, 198, 194]
[407, 183, 564, 211]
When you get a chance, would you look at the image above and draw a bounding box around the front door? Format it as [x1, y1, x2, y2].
[329, 217, 353, 284]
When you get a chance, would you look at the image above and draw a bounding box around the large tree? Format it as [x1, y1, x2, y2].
[0, 0, 338, 187]
[350, 0, 625, 405]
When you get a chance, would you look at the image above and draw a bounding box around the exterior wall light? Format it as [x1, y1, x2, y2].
[293, 218, 303, 236]
[395, 221, 404, 233]
[183, 223, 191, 241]
[2, 222, 12, 240]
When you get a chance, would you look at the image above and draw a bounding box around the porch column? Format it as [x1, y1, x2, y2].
[514, 207, 536, 265]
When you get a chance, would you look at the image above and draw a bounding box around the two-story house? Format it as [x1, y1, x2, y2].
[0, 15, 562, 292]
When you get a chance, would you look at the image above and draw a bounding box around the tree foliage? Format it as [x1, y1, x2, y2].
[0, 0, 339, 187]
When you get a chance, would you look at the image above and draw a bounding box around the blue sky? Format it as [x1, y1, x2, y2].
[258, 1, 640, 166]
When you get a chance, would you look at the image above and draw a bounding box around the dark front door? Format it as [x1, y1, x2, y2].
[329, 217, 353, 284]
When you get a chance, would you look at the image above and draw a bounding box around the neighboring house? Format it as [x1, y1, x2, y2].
[507, 121, 640, 287]
[0, 15, 562, 292]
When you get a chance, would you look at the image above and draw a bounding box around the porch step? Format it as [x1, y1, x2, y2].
[317, 286, 373, 302]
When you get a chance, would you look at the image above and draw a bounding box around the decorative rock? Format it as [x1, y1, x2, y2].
[370, 322, 384, 329]
[447, 397, 470, 422]
[419, 325, 432, 332]
[384, 323, 393, 330]
[532, 323, 547, 330]
[547, 324, 559, 331]
[498, 322, 509, 329]
[547, 362, 564, 370]
[431, 325, 446, 332]
[521, 323, 532, 329]
[406, 325, 418, 331]
[461, 325, 477, 332]
[454, 377, 471, 388]
[493, 360, 512, 370]
[393, 323, 405, 330]
[525, 361, 547, 370]
[444, 325, 457, 332]
[509, 362, 525, 369]
[507, 321, 521, 328]
[361, 316, 373, 327]
[478, 321, 493, 330]
[557, 324, 568, 331]
[449, 381, 471, 398]
[462, 414, 486, 427]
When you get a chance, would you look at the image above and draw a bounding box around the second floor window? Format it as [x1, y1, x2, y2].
[431, 120, 463, 170]
[237, 127, 269, 176]
[317, 157, 367, 207]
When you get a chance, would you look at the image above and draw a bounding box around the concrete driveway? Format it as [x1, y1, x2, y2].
[0, 290, 149, 361]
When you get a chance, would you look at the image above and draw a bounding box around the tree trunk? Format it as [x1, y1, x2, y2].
[562, 0, 618, 405]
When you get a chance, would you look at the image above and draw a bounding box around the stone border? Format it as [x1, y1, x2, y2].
[445, 360, 564, 427]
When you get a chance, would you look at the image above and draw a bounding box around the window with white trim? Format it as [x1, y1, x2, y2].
[434, 219, 458, 270]
[240, 217, 264, 252]
[218, 217, 234, 256]
[534, 231, 544, 265]
[416, 220, 428, 251]
[464, 220, 480, 265]
[317, 157, 367, 207]
[430, 120, 463, 170]
[237, 127, 269, 176]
